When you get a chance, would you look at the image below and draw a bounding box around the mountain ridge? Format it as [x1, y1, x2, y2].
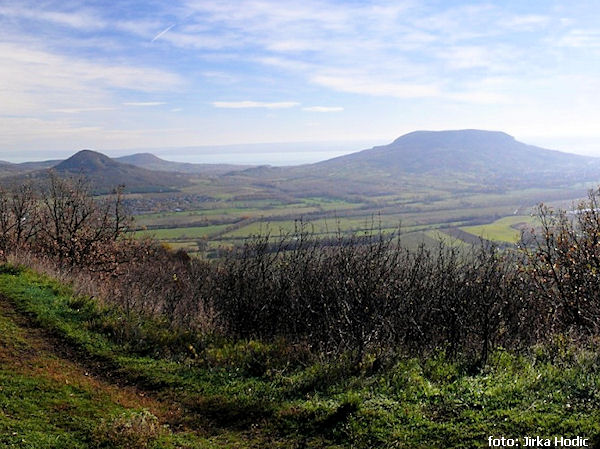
[313, 129, 597, 174]
[226, 129, 600, 197]
[115, 153, 253, 174]
[3, 130, 600, 196]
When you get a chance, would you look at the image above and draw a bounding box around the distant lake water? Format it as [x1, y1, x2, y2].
[157, 150, 357, 166]
[148, 141, 381, 166]
[4, 140, 381, 166]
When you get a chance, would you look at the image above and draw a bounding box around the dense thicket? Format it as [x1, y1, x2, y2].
[2, 177, 600, 367]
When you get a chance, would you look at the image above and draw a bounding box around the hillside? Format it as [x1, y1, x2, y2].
[317, 129, 596, 174]
[0, 161, 22, 178]
[307, 129, 600, 185]
[4, 150, 191, 194]
[1, 265, 599, 448]
[0, 160, 60, 178]
[116, 152, 253, 175]
[227, 130, 600, 197]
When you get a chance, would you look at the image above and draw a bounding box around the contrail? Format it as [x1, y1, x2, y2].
[151, 23, 175, 42]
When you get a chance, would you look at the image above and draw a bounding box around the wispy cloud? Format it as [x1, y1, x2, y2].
[123, 102, 166, 107]
[3, 1, 600, 154]
[505, 14, 550, 30]
[557, 29, 600, 48]
[0, 5, 105, 30]
[0, 41, 182, 116]
[303, 106, 344, 112]
[171, 0, 536, 105]
[202, 71, 239, 84]
[212, 101, 299, 109]
[312, 75, 440, 98]
[50, 107, 117, 114]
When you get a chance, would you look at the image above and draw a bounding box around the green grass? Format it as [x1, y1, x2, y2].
[128, 182, 589, 252]
[426, 230, 469, 248]
[134, 224, 230, 240]
[461, 215, 538, 243]
[220, 216, 400, 238]
[1, 265, 599, 448]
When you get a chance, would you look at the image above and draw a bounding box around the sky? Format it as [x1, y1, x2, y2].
[1, 0, 600, 163]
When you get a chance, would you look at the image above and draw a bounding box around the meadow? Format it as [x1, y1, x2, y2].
[130, 180, 586, 255]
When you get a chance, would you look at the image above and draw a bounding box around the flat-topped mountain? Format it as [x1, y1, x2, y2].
[228, 130, 600, 197]
[115, 153, 252, 175]
[314, 129, 597, 175]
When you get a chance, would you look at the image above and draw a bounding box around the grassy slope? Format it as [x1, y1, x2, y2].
[0, 265, 599, 448]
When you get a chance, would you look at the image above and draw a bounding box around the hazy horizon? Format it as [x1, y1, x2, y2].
[3, 131, 600, 166]
[1, 139, 381, 165]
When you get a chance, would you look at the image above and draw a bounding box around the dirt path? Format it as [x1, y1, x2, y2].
[0, 294, 184, 427]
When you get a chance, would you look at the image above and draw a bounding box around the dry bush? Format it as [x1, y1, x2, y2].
[5, 175, 600, 367]
[208, 231, 529, 365]
[93, 409, 165, 449]
[523, 189, 600, 335]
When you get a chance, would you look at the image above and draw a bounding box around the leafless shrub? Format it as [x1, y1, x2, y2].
[207, 230, 528, 366]
[93, 409, 165, 449]
[522, 188, 600, 336]
[6, 174, 600, 367]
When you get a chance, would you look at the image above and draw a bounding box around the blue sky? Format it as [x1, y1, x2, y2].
[1, 0, 600, 162]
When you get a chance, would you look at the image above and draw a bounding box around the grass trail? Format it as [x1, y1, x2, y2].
[0, 265, 599, 448]
[0, 273, 330, 448]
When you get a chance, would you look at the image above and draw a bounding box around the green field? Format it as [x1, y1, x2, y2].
[460, 215, 538, 243]
[127, 178, 591, 254]
[426, 230, 469, 248]
[134, 224, 231, 240]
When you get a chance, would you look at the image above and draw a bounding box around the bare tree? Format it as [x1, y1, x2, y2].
[0, 183, 39, 258]
[36, 173, 131, 269]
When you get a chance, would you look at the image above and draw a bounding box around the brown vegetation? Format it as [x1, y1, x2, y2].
[2, 177, 600, 369]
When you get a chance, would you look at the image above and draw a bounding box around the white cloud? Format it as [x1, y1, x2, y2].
[50, 107, 117, 114]
[0, 42, 183, 116]
[505, 14, 550, 30]
[0, 117, 102, 144]
[311, 74, 440, 98]
[115, 19, 167, 37]
[3, 0, 600, 153]
[155, 30, 242, 50]
[557, 29, 600, 48]
[151, 24, 176, 42]
[202, 71, 239, 84]
[172, 0, 536, 105]
[446, 91, 509, 105]
[0, 117, 201, 153]
[123, 102, 166, 107]
[0, 5, 106, 30]
[303, 106, 344, 112]
[439, 45, 513, 71]
[212, 101, 299, 109]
